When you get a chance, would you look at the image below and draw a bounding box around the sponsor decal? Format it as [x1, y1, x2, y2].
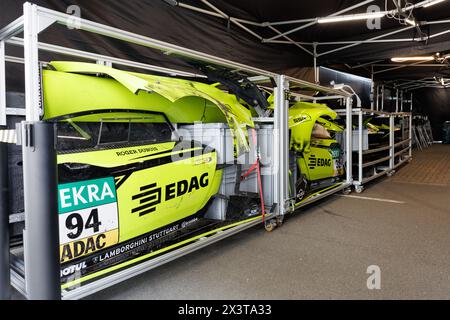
[292, 114, 311, 125]
[115, 146, 160, 157]
[58, 177, 116, 213]
[60, 229, 119, 263]
[58, 177, 119, 263]
[194, 156, 213, 166]
[60, 215, 201, 285]
[330, 148, 341, 159]
[131, 173, 209, 216]
[308, 155, 332, 169]
[60, 261, 87, 277]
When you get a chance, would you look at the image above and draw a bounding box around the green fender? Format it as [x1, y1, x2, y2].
[44, 61, 254, 156]
[288, 101, 343, 153]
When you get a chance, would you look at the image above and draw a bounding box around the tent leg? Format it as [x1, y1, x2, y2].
[0, 138, 11, 300]
[22, 122, 60, 300]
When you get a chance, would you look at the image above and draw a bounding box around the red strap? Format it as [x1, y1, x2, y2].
[240, 161, 258, 181]
[240, 129, 266, 223]
[256, 158, 265, 223]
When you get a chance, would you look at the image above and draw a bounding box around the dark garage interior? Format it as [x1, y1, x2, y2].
[0, 0, 449, 302]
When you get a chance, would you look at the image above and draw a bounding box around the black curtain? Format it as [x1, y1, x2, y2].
[414, 88, 450, 141]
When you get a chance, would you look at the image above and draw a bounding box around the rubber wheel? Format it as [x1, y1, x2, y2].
[276, 216, 283, 227]
[265, 219, 277, 232]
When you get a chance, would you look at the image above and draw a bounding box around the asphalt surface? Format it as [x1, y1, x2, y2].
[11, 145, 450, 299]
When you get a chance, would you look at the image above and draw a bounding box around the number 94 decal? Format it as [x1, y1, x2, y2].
[58, 178, 119, 263]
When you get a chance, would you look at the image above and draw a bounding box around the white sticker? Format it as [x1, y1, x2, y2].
[59, 202, 119, 245]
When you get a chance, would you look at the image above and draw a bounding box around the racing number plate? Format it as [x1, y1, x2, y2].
[58, 177, 119, 264]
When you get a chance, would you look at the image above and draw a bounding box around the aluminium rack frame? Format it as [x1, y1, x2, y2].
[285, 84, 354, 207]
[0, 2, 352, 300]
[335, 108, 411, 193]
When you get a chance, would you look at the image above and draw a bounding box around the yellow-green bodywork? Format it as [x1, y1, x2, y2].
[58, 142, 223, 264]
[288, 102, 344, 182]
[298, 144, 344, 181]
[47, 61, 262, 287]
[44, 61, 254, 155]
[288, 101, 343, 153]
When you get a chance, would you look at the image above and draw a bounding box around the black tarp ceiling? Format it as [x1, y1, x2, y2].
[3, 0, 450, 81]
[1, 0, 317, 84]
[2, 0, 450, 136]
[181, 0, 450, 81]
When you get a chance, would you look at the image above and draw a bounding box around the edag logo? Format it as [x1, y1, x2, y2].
[131, 173, 209, 216]
[292, 114, 311, 125]
[308, 155, 331, 169]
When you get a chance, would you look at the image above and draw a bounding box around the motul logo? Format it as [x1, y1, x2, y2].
[60, 261, 87, 277]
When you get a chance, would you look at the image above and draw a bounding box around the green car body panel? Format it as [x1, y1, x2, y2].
[40, 61, 345, 288]
[41, 62, 259, 288]
[288, 101, 344, 181]
[44, 61, 254, 156]
[288, 101, 342, 154]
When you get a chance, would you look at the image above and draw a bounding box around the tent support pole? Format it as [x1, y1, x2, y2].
[313, 43, 319, 83]
[370, 66, 375, 110]
[22, 122, 60, 300]
[409, 92, 413, 158]
[0, 139, 10, 300]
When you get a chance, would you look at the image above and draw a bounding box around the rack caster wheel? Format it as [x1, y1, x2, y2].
[387, 170, 395, 177]
[265, 219, 277, 232]
[342, 187, 352, 195]
[355, 186, 364, 194]
[276, 216, 284, 227]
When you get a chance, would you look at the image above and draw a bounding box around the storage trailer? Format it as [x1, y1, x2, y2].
[0, 3, 358, 300]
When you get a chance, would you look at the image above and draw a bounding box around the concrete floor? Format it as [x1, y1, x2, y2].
[12, 145, 450, 299]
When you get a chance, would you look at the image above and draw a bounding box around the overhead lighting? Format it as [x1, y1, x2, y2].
[391, 56, 435, 62]
[434, 77, 446, 86]
[317, 12, 385, 24]
[422, 0, 446, 8]
[405, 18, 418, 26]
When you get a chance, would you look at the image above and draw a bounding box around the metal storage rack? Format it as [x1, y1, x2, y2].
[285, 87, 354, 207]
[0, 3, 353, 300]
[335, 108, 411, 193]
[413, 115, 434, 149]
[393, 112, 413, 171]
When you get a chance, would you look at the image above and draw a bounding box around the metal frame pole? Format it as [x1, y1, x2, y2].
[409, 93, 413, 158]
[374, 84, 379, 111]
[346, 98, 353, 184]
[313, 43, 319, 83]
[23, 3, 41, 122]
[370, 67, 375, 110]
[400, 90, 404, 112]
[389, 115, 395, 170]
[395, 89, 399, 113]
[0, 139, 11, 299]
[23, 3, 60, 300]
[0, 41, 6, 126]
[274, 75, 289, 216]
[22, 122, 60, 300]
[358, 109, 363, 184]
